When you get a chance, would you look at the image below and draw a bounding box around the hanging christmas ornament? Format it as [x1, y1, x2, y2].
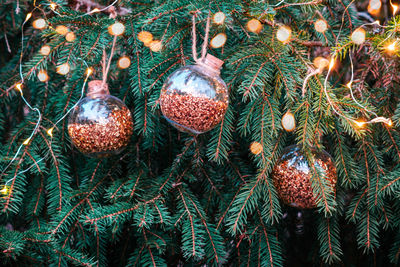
[117, 56, 131, 69]
[150, 40, 162, 52]
[276, 25, 291, 43]
[250, 142, 263, 155]
[137, 31, 153, 46]
[213, 12, 226, 25]
[281, 111, 295, 132]
[246, 19, 263, 34]
[32, 18, 47, 30]
[351, 28, 366, 45]
[314, 19, 327, 33]
[210, 33, 227, 48]
[159, 14, 228, 134]
[272, 145, 337, 209]
[39, 45, 51, 56]
[68, 80, 133, 158]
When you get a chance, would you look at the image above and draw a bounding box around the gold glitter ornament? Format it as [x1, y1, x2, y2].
[272, 145, 337, 209]
[159, 54, 228, 134]
[250, 142, 263, 155]
[281, 111, 295, 132]
[68, 80, 133, 158]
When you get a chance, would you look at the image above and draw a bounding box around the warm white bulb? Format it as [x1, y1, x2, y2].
[213, 12, 226, 25]
[314, 19, 328, 33]
[32, 18, 47, 29]
[37, 70, 49, 82]
[65, 32, 76, 42]
[351, 28, 366, 45]
[276, 26, 291, 43]
[386, 41, 397, 52]
[55, 25, 69, 35]
[117, 56, 131, 69]
[39, 45, 51, 56]
[56, 63, 70, 75]
[247, 19, 263, 34]
[210, 33, 227, 48]
[108, 22, 125, 36]
[150, 40, 162, 52]
[281, 112, 296, 132]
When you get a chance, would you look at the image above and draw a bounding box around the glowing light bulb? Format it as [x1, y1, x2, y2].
[213, 12, 226, 25]
[313, 57, 330, 71]
[15, 83, 23, 92]
[23, 137, 31, 145]
[346, 81, 352, 88]
[355, 120, 366, 128]
[329, 58, 335, 70]
[276, 25, 292, 43]
[55, 25, 69, 35]
[117, 56, 131, 69]
[246, 19, 263, 34]
[108, 22, 125, 36]
[50, 2, 57, 10]
[25, 13, 32, 22]
[386, 41, 397, 52]
[0, 185, 9, 195]
[32, 18, 47, 29]
[314, 19, 328, 33]
[281, 112, 296, 132]
[65, 32, 76, 42]
[47, 127, 54, 137]
[250, 142, 263, 155]
[92, 8, 100, 13]
[37, 70, 49, 82]
[40, 45, 51, 56]
[86, 67, 93, 76]
[137, 31, 153, 45]
[351, 28, 366, 45]
[210, 33, 227, 48]
[56, 63, 70, 75]
[150, 40, 162, 52]
[387, 119, 393, 127]
[392, 4, 398, 15]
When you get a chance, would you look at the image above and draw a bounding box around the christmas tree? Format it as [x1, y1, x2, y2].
[0, 0, 400, 266]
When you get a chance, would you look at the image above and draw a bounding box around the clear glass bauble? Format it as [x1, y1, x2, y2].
[159, 54, 228, 134]
[68, 80, 133, 158]
[271, 145, 337, 209]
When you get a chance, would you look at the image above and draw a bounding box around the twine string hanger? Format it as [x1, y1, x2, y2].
[191, 10, 211, 63]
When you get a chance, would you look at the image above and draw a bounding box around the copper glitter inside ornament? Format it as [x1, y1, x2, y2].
[159, 54, 228, 134]
[68, 80, 133, 158]
[272, 145, 337, 209]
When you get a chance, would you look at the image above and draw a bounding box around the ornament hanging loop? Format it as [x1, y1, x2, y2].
[191, 10, 211, 63]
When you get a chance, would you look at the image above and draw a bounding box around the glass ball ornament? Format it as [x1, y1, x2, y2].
[159, 54, 228, 134]
[68, 80, 133, 158]
[271, 145, 337, 209]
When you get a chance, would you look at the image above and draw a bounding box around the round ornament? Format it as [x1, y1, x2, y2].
[68, 80, 133, 158]
[272, 145, 337, 209]
[159, 54, 228, 134]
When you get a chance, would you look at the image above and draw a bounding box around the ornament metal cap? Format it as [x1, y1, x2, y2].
[198, 54, 224, 74]
[87, 80, 110, 97]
